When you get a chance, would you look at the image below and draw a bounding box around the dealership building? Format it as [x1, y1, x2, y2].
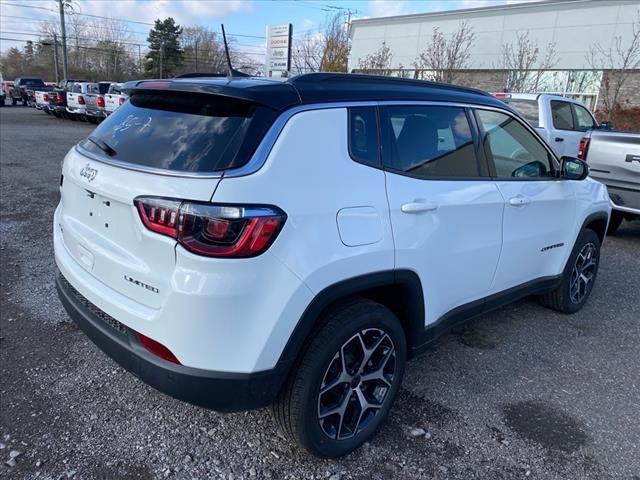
[348, 0, 640, 112]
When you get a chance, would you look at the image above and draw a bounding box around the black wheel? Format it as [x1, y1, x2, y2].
[273, 299, 406, 457]
[607, 211, 623, 235]
[22, 98, 27, 106]
[539, 229, 600, 313]
[12, 97, 17, 106]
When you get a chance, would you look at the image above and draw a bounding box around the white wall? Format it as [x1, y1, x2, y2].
[349, 0, 640, 71]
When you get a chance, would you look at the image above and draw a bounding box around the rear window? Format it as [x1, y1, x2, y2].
[80, 92, 278, 173]
[108, 84, 122, 95]
[503, 99, 539, 127]
[21, 78, 45, 87]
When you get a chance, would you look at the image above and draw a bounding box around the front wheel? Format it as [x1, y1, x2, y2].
[539, 229, 600, 313]
[273, 299, 406, 457]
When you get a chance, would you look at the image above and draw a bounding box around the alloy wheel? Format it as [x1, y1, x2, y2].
[317, 328, 396, 440]
[569, 242, 598, 304]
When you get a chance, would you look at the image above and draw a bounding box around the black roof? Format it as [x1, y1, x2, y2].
[122, 72, 508, 112]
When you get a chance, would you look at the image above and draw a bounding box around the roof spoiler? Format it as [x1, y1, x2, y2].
[120, 79, 300, 111]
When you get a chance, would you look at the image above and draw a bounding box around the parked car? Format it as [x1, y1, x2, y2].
[104, 83, 127, 115]
[0, 72, 5, 106]
[84, 82, 112, 123]
[578, 129, 640, 234]
[27, 83, 54, 108]
[35, 90, 53, 113]
[47, 79, 88, 118]
[55, 73, 611, 458]
[10, 77, 46, 106]
[66, 82, 93, 120]
[492, 93, 604, 158]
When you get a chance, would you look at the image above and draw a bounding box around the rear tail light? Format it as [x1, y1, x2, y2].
[78, 95, 85, 105]
[97, 96, 105, 108]
[43, 93, 49, 102]
[56, 94, 64, 105]
[119, 96, 126, 106]
[134, 197, 286, 258]
[577, 137, 590, 160]
[137, 332, 181, 364]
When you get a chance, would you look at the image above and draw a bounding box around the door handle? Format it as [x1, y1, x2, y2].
[401, 201, 438, 213]
[509, 196, 531, 206]
[555, 137, 564, 142]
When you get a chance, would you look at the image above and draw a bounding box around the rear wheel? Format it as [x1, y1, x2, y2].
[273, 299, 406, 457]
[539, 229, 600, 313]
[12, 97, 17, 106]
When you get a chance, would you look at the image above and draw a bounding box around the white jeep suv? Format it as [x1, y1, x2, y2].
[54, 73, 611, 457]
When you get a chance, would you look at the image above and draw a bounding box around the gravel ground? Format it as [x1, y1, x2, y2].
[1, 106, 639, 480]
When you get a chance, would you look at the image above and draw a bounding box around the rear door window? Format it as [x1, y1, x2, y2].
[551, 100, 574, 130]
[80, 93, 278, 173]
[504, 99, 539, 127]
[348, 107, 379, 167]
[380, 105, 479, 178]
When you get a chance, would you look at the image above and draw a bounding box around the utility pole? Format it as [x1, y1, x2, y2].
[52, 34, 60, 83]
[137, 44, 142, 74]
[58, 0, 69, 79]
[195, 40, 199, 71]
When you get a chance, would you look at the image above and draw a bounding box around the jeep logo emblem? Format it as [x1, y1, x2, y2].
[80, 164, 98, 182]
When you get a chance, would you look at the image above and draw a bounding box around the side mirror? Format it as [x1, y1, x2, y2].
[599, 121, 613, 130]
[561, 156, 589, 180]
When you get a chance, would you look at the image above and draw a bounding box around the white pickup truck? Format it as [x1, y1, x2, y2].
[493, 93, 605, 158]
[35, 90, 52, 112]
[578, 129, 640, 233]
[104, 83, 127, 115]
[66, 82, 92, 120]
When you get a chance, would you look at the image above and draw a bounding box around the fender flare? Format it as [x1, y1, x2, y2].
[275, 269, 425, 369]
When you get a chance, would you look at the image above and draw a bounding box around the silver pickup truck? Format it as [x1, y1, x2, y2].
[579, 130, 640, 234]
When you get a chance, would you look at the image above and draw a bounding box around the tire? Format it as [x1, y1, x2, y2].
[607, 211, 624, 235]
[539, 229, 600, 314]
[273, 298, 406, 457]
[12, 97, 17, 106]
[22, 98, 27, 106]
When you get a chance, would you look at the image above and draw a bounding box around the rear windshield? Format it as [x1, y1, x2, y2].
[108, 84, 122, 94]
[21, 78, 45, 86]
[79, 92, 278, 173]
[503, 99, 540, 127]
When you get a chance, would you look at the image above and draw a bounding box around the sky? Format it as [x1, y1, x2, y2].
[0, 0, 538, 58]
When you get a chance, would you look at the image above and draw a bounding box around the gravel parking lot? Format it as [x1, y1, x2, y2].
[1, 106, 639, 480]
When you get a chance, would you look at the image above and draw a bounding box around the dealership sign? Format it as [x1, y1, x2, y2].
[266, 24, 292, 76]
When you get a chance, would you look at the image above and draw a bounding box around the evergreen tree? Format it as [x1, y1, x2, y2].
[144, 17, 184, 78]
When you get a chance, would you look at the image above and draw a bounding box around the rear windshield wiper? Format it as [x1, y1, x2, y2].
[87, 136, 117, 157]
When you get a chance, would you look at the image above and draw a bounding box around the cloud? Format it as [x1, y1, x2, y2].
[76, 0, 254, 27]
[368, 0, 412, 18]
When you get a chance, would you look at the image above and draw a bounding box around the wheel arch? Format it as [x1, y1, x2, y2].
[277, 270, 425, 370]
[580, 211, 609, 244]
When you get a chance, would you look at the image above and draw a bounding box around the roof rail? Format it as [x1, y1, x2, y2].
[290, 72, 492, 98]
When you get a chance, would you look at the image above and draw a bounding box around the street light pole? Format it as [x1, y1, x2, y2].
[58, 0, 69, 79]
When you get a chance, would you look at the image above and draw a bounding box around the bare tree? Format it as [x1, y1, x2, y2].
[292, 33, 323, 73]
[413, 21, 475, 83]
[500, 31, 559, 92]
[586, 11, 640, 120]
[357, 42, 394, 75]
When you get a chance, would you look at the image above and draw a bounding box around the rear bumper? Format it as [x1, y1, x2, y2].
[607, 186, 640, 215]
[85, 109, 106, 119]
[56, 271, 288, 412]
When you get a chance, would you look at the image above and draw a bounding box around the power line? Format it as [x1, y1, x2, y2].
[2, 2, 267, 39]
